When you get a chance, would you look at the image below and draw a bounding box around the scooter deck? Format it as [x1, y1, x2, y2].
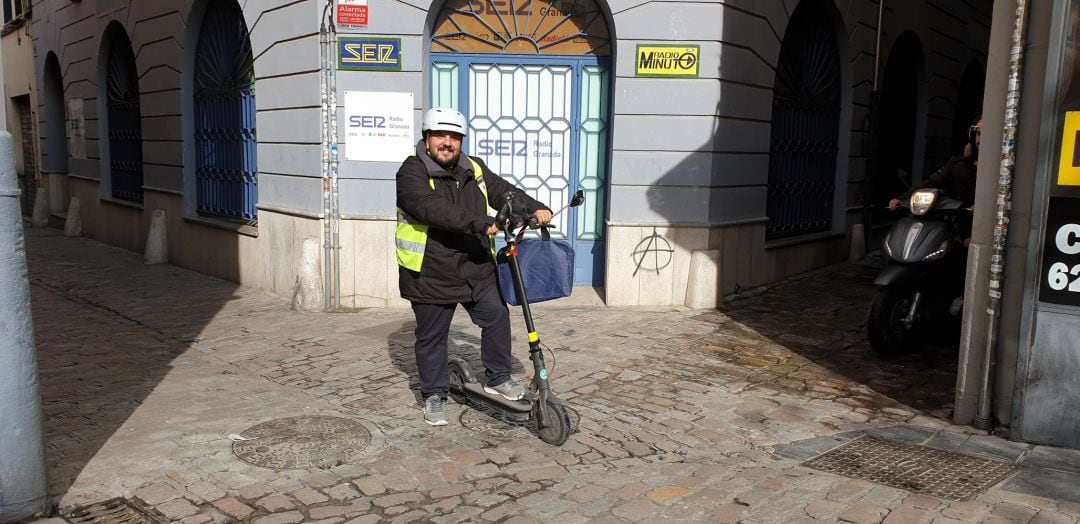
[461, 382, 532, 413]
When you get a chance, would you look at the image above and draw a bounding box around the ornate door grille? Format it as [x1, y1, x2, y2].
[430, 0, 611, 284]
[766, 3, 841, 240]
[194, 1, 257, 223]
[106, 32, 144, 202]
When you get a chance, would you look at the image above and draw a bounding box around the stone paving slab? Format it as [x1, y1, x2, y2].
[20, 228, 1080, 523]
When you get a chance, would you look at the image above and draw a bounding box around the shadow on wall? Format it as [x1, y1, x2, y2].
[623, 0, 852, 306]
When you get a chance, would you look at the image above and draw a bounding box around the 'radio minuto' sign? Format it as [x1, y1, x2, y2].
[635, 45, 699, 78]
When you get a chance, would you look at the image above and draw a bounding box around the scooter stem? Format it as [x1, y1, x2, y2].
[504, 234, 553, 429]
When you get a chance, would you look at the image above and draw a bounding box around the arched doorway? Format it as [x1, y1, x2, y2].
[42, 52, 67, 174]
[103, 26, 144, 202]
[953, 60, 985, 154]
[429, 0, 612, 285]
[765, 0, 843, 240]
[872, 31, 925, 217]
[192, 0, 257, 223]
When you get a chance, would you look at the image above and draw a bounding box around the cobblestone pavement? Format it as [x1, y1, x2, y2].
[22, 228, 1080, 524]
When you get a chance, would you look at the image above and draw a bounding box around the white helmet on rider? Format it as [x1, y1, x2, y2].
[422, 107, 468, 137]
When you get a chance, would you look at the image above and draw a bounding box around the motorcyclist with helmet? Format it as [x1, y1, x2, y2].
[888, 118, 981, 213]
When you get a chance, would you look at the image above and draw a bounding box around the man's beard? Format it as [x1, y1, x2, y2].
[431, 148, 460, 169]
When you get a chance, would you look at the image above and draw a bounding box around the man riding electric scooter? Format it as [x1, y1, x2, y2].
[394, 107, 552, 427]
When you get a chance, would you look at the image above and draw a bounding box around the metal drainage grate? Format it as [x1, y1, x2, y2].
[232, 415, 372, 469]
[62, 497, 166, 524]
[804, 435, 1019, 500]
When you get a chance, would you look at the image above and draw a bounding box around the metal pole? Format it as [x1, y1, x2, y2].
[873, 0, 885, 92]
[0, 132, 48, 520]
[863, 0, 886, 233]
[329, 17, 341, 310]
[320, 2, 332, 310]
[976, 0, 1028, 431]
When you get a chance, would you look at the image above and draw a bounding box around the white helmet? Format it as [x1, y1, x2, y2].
[422, 107, 468, 137]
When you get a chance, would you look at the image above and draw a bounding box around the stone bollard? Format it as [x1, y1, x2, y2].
[144, 209, 168, 264]
[684, 249, 721, 309]
[850, 223, 866, 262]
[47, 172, 67, 214]
[30, 188, 48, 227]
[0, 132, 48, 521]
[64, 196, 81, 237]
[291, 236, 323, 311]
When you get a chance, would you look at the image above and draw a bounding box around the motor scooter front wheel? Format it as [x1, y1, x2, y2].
[867, 286, 922, 358]
[532, 396, 572, 446]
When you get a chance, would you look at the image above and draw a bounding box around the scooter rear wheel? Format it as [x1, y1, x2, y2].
[533, 396, 572, 446]
[448, 361, 470, 405]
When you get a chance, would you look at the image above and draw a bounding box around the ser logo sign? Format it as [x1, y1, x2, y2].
[338, 38, 401, 71]
[635, 44, 699, 78]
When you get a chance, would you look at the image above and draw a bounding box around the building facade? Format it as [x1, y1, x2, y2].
[30, 0, 991, 307]
[4, 0, 36, 213]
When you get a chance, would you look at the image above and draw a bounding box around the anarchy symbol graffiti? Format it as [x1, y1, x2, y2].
[632, 228, 675, 277]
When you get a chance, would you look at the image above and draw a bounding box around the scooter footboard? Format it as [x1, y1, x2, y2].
[874, 265, 923, 287]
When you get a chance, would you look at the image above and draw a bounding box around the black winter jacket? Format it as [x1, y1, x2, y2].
[396, 140, 548, 304]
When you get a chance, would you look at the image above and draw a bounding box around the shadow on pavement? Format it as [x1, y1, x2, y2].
[383, 318, 527, 405]
[694, 257, 959, 419]
[26, 228, 240, 506]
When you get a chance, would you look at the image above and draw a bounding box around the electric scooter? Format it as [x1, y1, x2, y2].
[446, 190, 585, 446]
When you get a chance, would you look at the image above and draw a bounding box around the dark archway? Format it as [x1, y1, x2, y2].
[42, 52, 68, 174]
[192, 0, 257, 223]
[103, 25, 144, 202]
[872, 31, 925, 214]
[765, 0, 843, 240]
[952, 60, 985, 154]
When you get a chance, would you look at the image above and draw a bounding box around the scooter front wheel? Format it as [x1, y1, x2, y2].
[533, 396, 572, 446]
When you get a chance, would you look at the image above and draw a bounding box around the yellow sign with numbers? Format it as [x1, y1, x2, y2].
[1059, 111, 1080, 186]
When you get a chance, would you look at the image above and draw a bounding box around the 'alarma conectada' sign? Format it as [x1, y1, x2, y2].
[336, 0, 368, 29]
[635, 45, 699, 78]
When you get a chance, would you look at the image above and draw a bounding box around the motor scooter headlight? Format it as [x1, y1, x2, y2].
[910, 190, 937, 216]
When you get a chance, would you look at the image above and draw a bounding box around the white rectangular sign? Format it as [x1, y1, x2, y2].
[343, 91, 414, 162]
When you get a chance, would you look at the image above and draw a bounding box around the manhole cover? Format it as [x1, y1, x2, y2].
[63, 498, 165, 523]
[233, 415, 372, 469]
[804, 435, 1019, 500]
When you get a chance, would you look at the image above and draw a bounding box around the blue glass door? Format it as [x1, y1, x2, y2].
[432, 54, 609, 285]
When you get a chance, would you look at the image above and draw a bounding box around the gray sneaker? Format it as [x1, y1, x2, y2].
[423, 395, 448, 426]
[484, 378, 525, 400]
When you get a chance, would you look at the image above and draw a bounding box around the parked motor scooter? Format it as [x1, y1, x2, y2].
[868, 188, 971, 357]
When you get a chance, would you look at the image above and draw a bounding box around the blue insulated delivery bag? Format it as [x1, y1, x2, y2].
[496, 237, 575, 306]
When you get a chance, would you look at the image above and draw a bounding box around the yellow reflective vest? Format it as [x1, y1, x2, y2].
[396, 156, 495, 272]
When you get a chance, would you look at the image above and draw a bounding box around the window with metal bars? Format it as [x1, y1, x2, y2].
[765, 1, 842, 240]
[106, 29, 144, 202]
[193, 0, 257, 223]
